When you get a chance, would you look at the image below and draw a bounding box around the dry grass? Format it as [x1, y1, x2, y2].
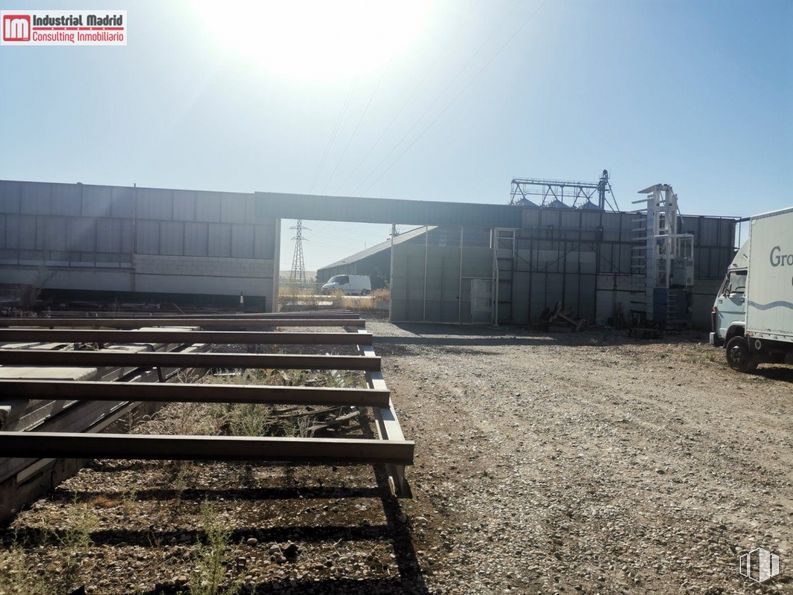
[278, 287, 390, 312]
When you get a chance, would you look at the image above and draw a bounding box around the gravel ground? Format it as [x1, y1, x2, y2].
[1, 320, 791, 594]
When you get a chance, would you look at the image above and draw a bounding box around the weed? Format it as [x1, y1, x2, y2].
[0, 543, 47, 595]
[190, 501, 240, 595]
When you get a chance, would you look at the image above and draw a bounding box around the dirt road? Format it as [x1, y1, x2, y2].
[372, 322, 792, 593]
[1, 321, 790, 594]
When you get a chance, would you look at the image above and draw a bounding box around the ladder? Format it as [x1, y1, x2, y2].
[492, 228, 516, 325]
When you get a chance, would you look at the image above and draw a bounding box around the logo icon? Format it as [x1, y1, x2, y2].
[739, 547, 780, 583]
[2, 14, 30, 41]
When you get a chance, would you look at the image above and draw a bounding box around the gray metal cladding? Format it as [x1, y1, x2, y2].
[255, 191, 524, 227]
[0, 180, 278, 304]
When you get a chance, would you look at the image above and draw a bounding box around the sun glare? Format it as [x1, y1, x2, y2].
[194, 0, 429, 81]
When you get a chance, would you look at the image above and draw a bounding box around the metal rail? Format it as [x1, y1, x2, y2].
[357, 329, 410, 497]
[0, 329, 373, 345]
[0, 318, 366, 329]
[0, 432, 414, 465]
[0, 380, 390, 407]
[0, 350, 381, 371]
[0, 314, 414, 512]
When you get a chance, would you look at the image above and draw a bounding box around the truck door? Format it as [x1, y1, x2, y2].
[715, 269, 747, 336]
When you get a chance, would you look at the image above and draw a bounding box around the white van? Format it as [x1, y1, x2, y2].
[320, 274, 372, 296]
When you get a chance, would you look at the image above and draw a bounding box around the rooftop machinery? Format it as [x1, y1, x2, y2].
[631, 184, 695, 329]
[510, 169, 619, 211]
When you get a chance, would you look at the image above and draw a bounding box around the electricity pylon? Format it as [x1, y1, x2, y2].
[289, 220, 309, 284]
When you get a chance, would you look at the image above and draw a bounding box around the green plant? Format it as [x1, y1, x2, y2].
[46, 503, 98, 593]
[190, 502, 240, 595]
[0, 543, 47, 595]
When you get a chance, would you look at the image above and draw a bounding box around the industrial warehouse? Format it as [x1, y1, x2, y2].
[2, 176, 737, 329]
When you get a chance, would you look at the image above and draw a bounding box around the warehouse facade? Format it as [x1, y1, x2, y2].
[0, 181, 737, 327]
[285, 192, 737, 329]
[0, 180, 280, 310]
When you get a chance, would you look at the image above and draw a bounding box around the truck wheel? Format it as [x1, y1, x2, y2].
[361, 289, 371, 296]
[725, 336, 758, 372]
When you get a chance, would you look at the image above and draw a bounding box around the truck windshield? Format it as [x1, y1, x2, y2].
[724, 270, 747, 294]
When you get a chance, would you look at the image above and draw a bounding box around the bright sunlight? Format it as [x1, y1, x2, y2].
[194, 0, 430, 81]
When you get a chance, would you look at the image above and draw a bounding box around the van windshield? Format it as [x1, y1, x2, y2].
[328, 275, 349, 284]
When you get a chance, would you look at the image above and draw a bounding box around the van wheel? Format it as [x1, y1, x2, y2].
[725, 336, 758, 372]
[361, 289, 370, 296]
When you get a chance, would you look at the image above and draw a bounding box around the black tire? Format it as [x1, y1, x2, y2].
[725, 336, 758, 372]
[361, 289, 371, 296]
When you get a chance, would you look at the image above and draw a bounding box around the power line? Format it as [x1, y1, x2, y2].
[309, 80, 357, 194]
[321, 62, 391, 193]
[358, 0, 546, 195]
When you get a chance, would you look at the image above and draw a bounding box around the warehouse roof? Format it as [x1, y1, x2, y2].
[318, 225, 435, 271]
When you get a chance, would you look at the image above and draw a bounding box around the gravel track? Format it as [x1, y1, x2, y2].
[1, 321, 791, 594]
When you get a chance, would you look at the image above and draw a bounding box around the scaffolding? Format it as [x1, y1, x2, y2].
[630, 184, 695, 328]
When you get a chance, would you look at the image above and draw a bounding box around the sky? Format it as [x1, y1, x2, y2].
[1, 0, 791, 272]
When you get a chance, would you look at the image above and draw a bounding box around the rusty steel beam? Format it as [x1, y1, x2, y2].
[0, 329, 373, 346]
[0, 350, 380, 371]
[0, 380, 389, 407]
[0, 432, 415, 465]
[10, 311, 356, 320]
[0, 318, 365, 329]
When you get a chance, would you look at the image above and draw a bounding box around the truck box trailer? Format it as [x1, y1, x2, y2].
[710, 206, 793, 371]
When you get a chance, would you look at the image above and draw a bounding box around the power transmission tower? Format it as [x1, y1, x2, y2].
[289, 220, 309, 284]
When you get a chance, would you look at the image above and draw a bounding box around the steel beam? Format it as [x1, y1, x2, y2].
[0, 318, 366, 329]
[0, 329, 373, 346]
[0, 350, 380, 371]
[0, 380, 389, 407]
[0, 432, 415, 465]
[357, 330, 410, 497]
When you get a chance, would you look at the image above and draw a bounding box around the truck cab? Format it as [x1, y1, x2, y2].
[710, 206, 793, 372]
[711, 243, 754, 370]
[710, 243, 748, 348]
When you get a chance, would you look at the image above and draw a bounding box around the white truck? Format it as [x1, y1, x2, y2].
[710, 206, 793, 372]
[320, 274, 372, 296]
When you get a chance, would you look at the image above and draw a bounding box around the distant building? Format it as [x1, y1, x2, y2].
[317, 226, 433, 290]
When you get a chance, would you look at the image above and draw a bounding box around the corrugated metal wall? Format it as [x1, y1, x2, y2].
[387, 210, 736, 328]
[0, 181, 279, 309]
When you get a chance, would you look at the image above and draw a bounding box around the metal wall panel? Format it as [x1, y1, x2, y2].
[17, 216, 37, 250]
[173, 190, 197, 221]
[255, 191, 523, 227]
[231, 225, 255, 258]
[221, 194, 246, 224]
[110, 186, 136, 218]
[96, 219, 122, 253]
[135, 220, 160, 254]
[137, 188, 173, 220]
[51, 184, 81, 216]
[159, 221, 184, 256]
[20, 183, 50, 215]
[196, 192, 221, 222]
[81, 186, 113, 217]
[185, 222, 208, 256]
[208, 223, 232, 257]
[0, 182, 21, 214]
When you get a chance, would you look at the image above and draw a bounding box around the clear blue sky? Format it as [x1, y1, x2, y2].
[1, 0, 791, 271]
